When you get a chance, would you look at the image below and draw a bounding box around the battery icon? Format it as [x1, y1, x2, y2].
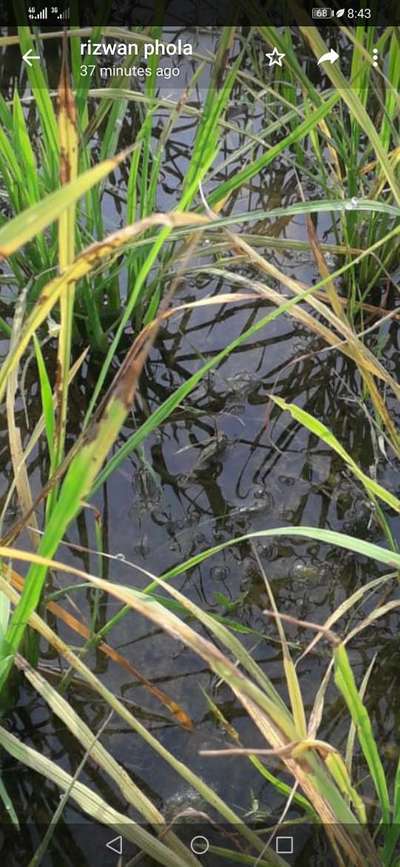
[312, 7, 335, 17]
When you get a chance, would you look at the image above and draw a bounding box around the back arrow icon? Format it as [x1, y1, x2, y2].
[106, 835, 123, 855]
[22, 49, 40, 66]
[318, 49, 339, 65]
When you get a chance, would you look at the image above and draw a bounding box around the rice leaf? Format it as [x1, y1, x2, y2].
[0, 146, 134, 258]
[270, 396, 400, 512]
[0, 726, 197, 867]
[334, 643, 390, 825]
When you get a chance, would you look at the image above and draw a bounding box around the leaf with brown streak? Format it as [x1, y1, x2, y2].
[9, 567, 193, 731]
[48, 33, 79, 517]
[306, 213, 345, 321]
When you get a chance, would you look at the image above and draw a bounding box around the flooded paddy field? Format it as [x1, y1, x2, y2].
[0, 22, 399, 867]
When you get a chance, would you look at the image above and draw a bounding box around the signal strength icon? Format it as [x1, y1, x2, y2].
[28, 6, 48, 19]
[51, 5, 70, 19]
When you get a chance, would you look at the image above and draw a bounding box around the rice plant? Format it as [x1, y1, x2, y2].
[255, 24, 400, 317]
[0, 21, 399, 867]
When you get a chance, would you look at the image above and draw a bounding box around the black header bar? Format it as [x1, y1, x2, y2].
[0, 0, 399, 27]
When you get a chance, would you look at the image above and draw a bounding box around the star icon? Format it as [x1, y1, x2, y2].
[265, 47, 286, 67]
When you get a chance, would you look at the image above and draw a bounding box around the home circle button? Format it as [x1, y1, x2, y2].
[190, 835, 210, 855]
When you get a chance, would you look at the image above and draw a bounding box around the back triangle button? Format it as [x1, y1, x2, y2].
[106, 835, 123, 855]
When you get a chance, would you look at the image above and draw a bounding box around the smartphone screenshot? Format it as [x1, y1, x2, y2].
[0, 1, 399, 864]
